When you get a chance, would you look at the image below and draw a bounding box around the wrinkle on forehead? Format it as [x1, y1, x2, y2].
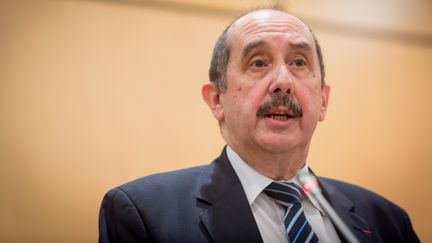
[227, 9, 313, 47]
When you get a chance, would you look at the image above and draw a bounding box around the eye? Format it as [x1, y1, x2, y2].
[250, 59, 267, 68]
[291, 58, 307, 67]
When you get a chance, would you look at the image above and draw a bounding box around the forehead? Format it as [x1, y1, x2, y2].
[227, 10, 314, 52]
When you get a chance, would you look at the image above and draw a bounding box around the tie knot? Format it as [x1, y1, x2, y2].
[264, 182, 302, 206]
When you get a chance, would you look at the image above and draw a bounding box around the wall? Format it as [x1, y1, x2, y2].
[0, 0, 430, 242]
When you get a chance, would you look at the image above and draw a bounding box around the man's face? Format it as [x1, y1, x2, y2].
[206, 10, 329, 157]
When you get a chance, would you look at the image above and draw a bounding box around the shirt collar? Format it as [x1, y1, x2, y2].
[226, 146, 272, 206]
[226, 145, 325, 215]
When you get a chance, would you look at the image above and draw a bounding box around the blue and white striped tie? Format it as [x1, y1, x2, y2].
[264, 182, 319, 243]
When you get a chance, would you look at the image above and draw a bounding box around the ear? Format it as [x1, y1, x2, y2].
[202, 82, 224, 121]
[318, 84, 330, 121]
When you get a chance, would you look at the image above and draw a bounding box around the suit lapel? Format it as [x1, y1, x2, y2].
[196, 148, 263, 243]
[195, 150, 375, 243]
[319, 178, 373, 243]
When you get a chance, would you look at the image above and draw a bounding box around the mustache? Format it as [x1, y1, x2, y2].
[256, 94, 303, 117]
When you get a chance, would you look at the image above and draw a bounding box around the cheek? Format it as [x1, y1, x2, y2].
[226, 72, 270, 114]
[297, 86, 322, 115]
[244, 88, 268, 115]
[225, 91, 263, 122]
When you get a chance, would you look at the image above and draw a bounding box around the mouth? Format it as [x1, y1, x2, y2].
[267, 113, 295, 121]
[256, 94, 303, 121]
[265, 107, 298, 121]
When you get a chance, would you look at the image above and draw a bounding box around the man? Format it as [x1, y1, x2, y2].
[99, 8, 420, 243]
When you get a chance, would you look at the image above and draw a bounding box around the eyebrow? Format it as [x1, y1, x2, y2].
[241, 40, 268, 60]
[289, 42, 312, 52]
[241, 40, 313, 60]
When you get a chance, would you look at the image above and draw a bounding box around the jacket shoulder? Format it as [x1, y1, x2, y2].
[319, 177, 399, 207]
[319, 177, 420, 242]
[115, 165, 207, 199]
[99, 165, 211, 242]
[319, 177, 406, 213]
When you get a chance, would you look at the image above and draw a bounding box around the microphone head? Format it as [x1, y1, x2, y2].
[297, 173, 321, 195]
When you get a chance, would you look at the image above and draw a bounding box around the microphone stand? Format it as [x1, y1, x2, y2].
[297, 173, 360, 243]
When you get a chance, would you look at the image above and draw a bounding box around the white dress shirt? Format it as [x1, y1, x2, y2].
[226, 146, 342, 243]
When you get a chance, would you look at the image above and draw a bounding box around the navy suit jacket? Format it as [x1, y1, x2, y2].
[99, 148, 420, 243]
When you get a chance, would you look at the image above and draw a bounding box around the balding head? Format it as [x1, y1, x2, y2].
[209, 8, 325, 92]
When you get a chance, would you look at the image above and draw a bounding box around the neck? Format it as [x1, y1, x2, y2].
[227, 142, 310, 181]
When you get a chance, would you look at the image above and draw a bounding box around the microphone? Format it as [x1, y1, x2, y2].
[297, 173, 360, 243]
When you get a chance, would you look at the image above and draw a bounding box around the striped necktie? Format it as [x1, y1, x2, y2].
[264, 181, 319, 243]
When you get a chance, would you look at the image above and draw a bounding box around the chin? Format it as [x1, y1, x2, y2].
[257, 136, 300, 153]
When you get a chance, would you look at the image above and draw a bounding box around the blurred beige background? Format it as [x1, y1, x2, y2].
[0, 0, 431, 242]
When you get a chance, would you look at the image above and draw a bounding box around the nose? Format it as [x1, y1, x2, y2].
[269, 64, 294, 95]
